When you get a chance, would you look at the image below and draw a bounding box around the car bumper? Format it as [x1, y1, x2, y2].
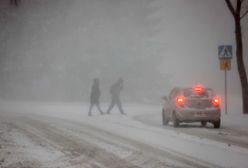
[175, 107, 221, 122]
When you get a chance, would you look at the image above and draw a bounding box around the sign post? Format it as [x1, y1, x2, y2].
[218, 45, 232, 115]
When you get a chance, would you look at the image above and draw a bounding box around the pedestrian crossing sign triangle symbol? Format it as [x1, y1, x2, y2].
[218, 45, 232, 59]
[221, 46, 231, 57]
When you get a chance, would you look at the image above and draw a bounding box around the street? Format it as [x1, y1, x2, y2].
[0, 103, 248, 168]
[135, 111, 248, 149]
[1, 0, 248, 167]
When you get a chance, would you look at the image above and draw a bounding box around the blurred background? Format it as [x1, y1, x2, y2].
[0, 0, 247, 104]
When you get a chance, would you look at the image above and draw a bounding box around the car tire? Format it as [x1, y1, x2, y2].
[172, 112, 179, 127]
[213, 119, 221, 128]
[201, 121, 207, 127]
[162, 109, 169, 125]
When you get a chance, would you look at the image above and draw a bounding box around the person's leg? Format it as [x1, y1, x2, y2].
[106, 99, 115, 114]
[88, 103, 94, 116]
[117, 99, 125, 114]
[96, 102, 104, 114]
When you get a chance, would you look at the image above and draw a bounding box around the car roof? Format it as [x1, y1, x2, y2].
[171, 87, 213, 90]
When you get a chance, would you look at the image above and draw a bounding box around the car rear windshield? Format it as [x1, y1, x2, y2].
[183, 88, 213, 98]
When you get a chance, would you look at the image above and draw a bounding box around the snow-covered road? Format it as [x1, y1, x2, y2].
[0, 111, 203, 168]
[135, 110, 248, 149]
[0, 102, 248, 168]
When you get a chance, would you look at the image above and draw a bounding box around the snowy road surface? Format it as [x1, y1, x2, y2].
[135, 110, 248, 149]
[0, 102, 248, 168]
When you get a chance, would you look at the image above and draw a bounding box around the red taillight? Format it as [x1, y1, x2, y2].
[212, 96, 221, 107]
[193, 84, 204, 94]
[176, 96, 185, 107]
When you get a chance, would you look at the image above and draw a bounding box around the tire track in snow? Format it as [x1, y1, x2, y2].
[29, 114, 220, 168]
[2, 113, 183, 168]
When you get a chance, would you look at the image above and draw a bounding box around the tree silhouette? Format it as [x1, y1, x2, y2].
[225, 0, 248, 114]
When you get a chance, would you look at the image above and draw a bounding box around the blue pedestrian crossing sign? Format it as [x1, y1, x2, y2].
[218, 45, 232, 59]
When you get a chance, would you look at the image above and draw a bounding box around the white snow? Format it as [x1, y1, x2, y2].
[11, 130, 64, 163]
[1, 101, 248, 168]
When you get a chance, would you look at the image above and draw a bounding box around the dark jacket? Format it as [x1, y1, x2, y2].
[90, 82, 101, 103]
[110, 80, 123, 99]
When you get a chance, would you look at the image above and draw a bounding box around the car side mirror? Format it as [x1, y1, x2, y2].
[162, 96, 168, 101]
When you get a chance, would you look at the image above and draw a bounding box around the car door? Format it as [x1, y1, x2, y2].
[167, 88, 180, 119]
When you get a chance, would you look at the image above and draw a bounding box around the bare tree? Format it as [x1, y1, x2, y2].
[225, 0, 248, 114]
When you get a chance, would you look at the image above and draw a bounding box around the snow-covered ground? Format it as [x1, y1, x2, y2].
[0, 101, 248, 168]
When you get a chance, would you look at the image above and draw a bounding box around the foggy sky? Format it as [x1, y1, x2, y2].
[0, 0, 247, 102]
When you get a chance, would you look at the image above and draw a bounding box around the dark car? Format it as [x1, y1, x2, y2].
[162, 84, 221, 128]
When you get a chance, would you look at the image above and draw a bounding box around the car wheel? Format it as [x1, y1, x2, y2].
[213, 119, 221, 128]
[162, 109, 169, 125]
[172, 112, 179, 127]
[201, 121, 207, 127]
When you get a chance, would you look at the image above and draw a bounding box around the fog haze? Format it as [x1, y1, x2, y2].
[0, 0, 247, 103]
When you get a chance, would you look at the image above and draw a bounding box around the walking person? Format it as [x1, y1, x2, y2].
[88, 78, 104, 116]
[106, 78, 125, 115]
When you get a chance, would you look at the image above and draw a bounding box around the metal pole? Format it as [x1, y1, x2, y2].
[225, 69, 227, 115]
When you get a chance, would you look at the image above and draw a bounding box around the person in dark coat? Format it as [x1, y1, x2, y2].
[88, 78, 104, 116]
[106, 78, 125, 115]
